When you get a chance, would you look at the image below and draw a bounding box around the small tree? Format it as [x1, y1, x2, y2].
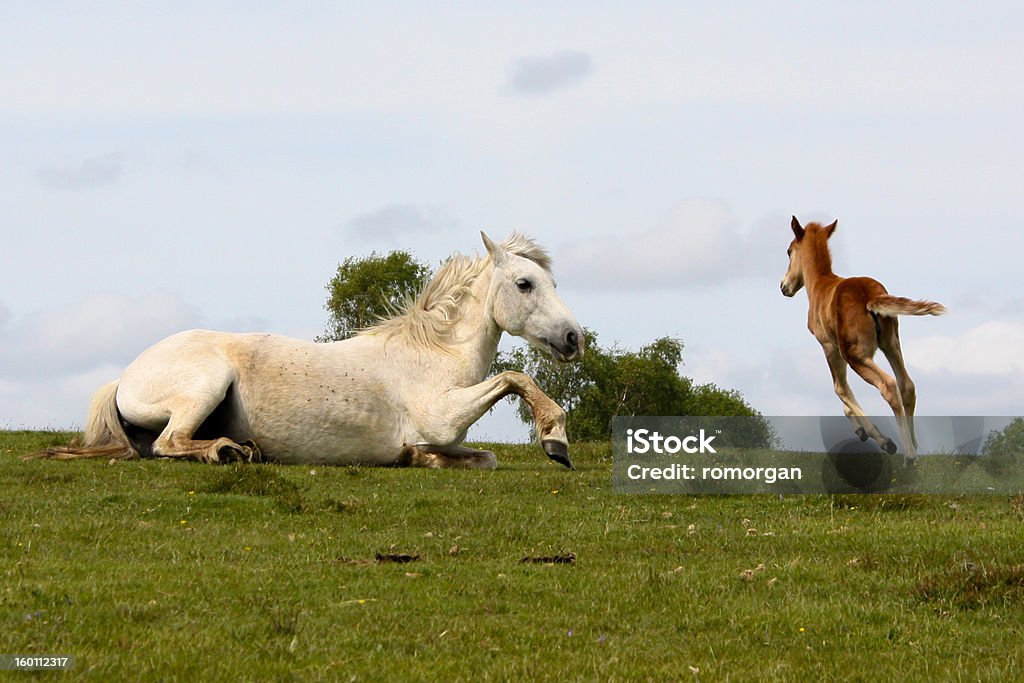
[494, 331, 774, 447]
[980, 417, 1024, 475]
[495, 331, 774, 448]
[681, 383, 778, 449]
[318, 251, 432, 342]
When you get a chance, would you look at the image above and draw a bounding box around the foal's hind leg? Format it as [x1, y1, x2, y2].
[846, 356, 915, 461]
[878, 318, 918, 450]
[822, 342, 891, 448]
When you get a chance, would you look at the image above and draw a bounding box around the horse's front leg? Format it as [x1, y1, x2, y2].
[423, 371, 571, 468]
[396, 444, 498, 470]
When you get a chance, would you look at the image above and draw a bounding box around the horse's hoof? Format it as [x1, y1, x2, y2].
[240, 440, 262, 463]
[541, 439, 573, 469]
[882, 438, 898, 455]
[215, 442, 250, 464]
[855, 427, 868, 442]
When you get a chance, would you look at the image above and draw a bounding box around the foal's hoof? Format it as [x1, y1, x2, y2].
[855, 427, 869, 442]
[542, 440, 573, 469]
[881, 438, 898, 455]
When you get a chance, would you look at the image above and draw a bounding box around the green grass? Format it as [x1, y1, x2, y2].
[2, 431, 1024, 681]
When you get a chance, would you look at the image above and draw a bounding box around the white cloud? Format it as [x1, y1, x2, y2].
[345, 204, 459, 244]
[558, 201, 779, 290]
[908, 320, 1024, 415]
[507, 51, 593, 96]
[0, 364, 125, 430]
[0, 292, 202, 380]
[36, 153, 124, 190]
[913, 321, 1024, 377]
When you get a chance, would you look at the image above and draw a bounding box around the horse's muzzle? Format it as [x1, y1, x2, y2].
[548, 328, 584, 362]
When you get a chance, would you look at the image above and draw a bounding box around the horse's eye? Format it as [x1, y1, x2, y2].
[516, 278, 533, 292]
[787, 247, 792, 257]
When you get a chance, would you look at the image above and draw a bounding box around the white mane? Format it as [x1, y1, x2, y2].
[361, 233, 552, 351]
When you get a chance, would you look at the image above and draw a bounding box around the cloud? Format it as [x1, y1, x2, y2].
[345, 203, 459, 243]
[36, 153, 124, 190]
[913, 321, 1024, 377]
[558, 200, 780, 290]
[507, 50, 593, 96]
[0, 292, 202, 380]
[0, 364, 126, 430]
[907, 320, 1024, 414]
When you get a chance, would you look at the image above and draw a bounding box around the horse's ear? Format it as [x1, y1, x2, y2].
[791, 216, 805, 241]
[480, 231, 507, 265]
[823, 220, 837, 238]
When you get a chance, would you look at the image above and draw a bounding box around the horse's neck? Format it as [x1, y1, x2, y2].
[803, 238, 838, 294]
[443, 267, 502, 383]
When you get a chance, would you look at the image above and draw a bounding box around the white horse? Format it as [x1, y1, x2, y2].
[37, 233, 584, 469]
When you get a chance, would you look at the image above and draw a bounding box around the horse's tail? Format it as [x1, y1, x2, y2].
[25, 381, 139, 461]
[867, 295, 947, 318]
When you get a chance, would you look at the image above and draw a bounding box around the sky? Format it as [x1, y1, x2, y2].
[2, 2, 1022, 441]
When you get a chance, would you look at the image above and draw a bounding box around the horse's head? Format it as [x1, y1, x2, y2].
[781, 216, 836, 297]
[481, 232, 584, 362]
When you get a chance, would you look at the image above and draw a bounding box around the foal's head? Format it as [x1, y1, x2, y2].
[780, 216, 837, 297]
[481, 232, 584, 362]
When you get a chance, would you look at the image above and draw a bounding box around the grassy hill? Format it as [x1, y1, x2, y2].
[2, 431, 1023, 680]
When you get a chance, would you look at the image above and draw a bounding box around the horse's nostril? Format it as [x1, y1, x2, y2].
[566, 330, 578, 350]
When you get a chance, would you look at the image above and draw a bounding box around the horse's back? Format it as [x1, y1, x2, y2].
[115, 329, 407, 464]
[833, 276, 888, 312]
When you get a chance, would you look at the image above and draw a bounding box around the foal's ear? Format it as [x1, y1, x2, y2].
[790, 216, 805, 240]
[823, 220, 838, 238]
[480, 231, 507, 265]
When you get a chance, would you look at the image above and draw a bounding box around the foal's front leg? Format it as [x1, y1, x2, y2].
[421, 371, 571, 468]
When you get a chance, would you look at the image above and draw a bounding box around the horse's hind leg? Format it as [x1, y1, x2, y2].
[878, 317, 919, 450]
[146, 396, 259, 464]
[152, 407, 260, 464]
[822, 342, 890, 448]
[118, 354, 258, 464]
[846, 355, 916, 461]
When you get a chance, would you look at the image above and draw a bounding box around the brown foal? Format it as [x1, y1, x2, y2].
[781, 217, 946, 461]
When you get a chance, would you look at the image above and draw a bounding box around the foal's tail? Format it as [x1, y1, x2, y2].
[25, 381, 139, 461]
[867, 295, 947, 318]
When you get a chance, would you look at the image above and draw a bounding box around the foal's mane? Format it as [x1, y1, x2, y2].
[799, 222, 834, 274]
[360, 233, 552, 351]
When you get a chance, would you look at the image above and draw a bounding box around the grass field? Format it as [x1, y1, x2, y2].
[3, 431, 1024, 681]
